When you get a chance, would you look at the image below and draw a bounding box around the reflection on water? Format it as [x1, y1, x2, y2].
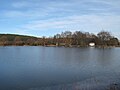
[0, 46, 120, 90]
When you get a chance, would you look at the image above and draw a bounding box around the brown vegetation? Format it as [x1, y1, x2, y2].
[0, 31, 119, 47]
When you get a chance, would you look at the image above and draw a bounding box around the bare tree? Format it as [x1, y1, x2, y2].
[97, 31, 112, 45]
[14, 36, 23, 45]
[0, 36, 8, 45]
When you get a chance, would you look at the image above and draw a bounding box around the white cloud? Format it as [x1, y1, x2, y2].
[3, 0, 120, 19]
[21, 15, 120, 32]
[3, 10, 49, 19]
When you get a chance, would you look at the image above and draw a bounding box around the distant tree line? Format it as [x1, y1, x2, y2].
[0, 34, 38, 46]
[0, 31, 119, 47]
[52, 31, 119, 47]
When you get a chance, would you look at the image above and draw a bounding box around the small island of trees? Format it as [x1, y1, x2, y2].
[0, 31, 119, 47]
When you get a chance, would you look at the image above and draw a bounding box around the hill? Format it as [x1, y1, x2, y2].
[0, 34, 39, 46]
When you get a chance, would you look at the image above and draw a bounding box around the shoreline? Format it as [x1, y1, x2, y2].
[0, 45, 120, 48]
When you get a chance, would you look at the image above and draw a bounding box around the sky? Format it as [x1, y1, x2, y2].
[0, 0, 120, 38]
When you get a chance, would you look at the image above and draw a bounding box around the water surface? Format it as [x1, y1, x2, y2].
[0, 46, 120, 90]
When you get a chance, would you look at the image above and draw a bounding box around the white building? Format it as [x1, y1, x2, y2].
[89, 42, 95, 47]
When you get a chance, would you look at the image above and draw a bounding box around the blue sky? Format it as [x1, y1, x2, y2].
[0, 0, 120, 38]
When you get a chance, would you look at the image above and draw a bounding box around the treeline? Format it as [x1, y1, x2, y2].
[0, 34, 38, 46]
[52, 31, 119, 47]
[0, 31, 119, 47]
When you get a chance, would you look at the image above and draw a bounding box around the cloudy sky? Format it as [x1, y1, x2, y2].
[0, 0, 120, 38]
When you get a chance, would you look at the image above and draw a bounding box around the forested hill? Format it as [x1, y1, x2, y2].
[0, 31, 120, 47]
[0, 34, 39, 46]
[0, 34, 37, 41]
